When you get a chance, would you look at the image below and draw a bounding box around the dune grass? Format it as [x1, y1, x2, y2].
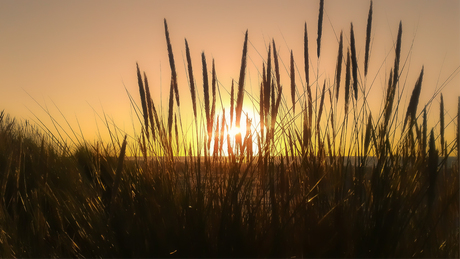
[0, 1, 459, 257]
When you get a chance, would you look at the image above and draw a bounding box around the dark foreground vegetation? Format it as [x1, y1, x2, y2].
[0, 1, 459, 257]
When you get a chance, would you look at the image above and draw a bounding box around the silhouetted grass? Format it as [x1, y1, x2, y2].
[0, 1, 458, 258]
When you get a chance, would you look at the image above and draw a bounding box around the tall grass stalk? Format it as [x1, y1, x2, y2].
[164, 19, 180, 107]
[290, 50, 296, 114]
[364, 0, 373, 77]
[136, 63, 149, 139]
[235, 30, 249, 128]
[335, 31, 343, 100]
[403, 67, 424, 131]
[185, 39, 197, 119]
[317, 0, 324, 58]
[440, 94, 445, 156]
[345, 48, 351, 115]
[201, 52, 211, 149]
[350, 23, 359, 101]
[143, 72, 156, 141]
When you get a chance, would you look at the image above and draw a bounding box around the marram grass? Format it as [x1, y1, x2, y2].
[0, 1, 458, 258]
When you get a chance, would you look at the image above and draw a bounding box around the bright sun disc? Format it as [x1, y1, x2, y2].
[211, 108, 260, 156]
[228, 126, 244, 138]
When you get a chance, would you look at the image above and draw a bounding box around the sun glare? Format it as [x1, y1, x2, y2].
[228, 125, 244, 139]
[211, 108, 260, 156]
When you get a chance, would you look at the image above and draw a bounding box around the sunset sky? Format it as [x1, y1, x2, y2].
[0, 1, 459, 145]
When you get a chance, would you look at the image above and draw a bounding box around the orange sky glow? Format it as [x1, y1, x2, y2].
[0, 1, 459, 152]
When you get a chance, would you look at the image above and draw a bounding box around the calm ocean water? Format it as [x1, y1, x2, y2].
[131, 156, 458, 169]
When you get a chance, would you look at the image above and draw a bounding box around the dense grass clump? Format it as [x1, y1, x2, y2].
[0, 1, 459, 257]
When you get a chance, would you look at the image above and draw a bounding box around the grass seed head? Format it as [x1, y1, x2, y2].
[185, 39, 197, 118]
[201, 52, 211, 148]
[164, 19, 180, 107]
[336, 31, 343, 100]
[350, 23, 359, 101]
[211, 59, 217, 130]
[143, 72, 156, 141]
[364, 0, 373, 76]
[404, 67, 424, 131]
[235, 30, 248, 129]
[345, 48, 351, 115]
[264, 46, 272, 118]
[393, 21, 403, 88]
[383, 68, 394, 129]
[273, 39, 281, 90]
[136, 63, 149, 139]
[317, 0, 324, 58]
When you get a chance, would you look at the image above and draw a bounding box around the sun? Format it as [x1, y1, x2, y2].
[228, 125, 245, 138]
[210, 108, 260, 156]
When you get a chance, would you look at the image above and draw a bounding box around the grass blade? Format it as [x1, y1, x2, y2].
[211, 59, 217, 133]
[427, 129, 438, 210]
[304, 22, 310, 87]
[440, 94, 445, 156]
[260, 79, 265, 140]
[364, 113, 373, 155]
[230, 79, 234, 128]
[317, 81, 326, 132]
[423, 107, 427, 151]
[290, 50, 296, 114]
[220, 110, 226, 155]
[273, 78, 282, 131]
[110, 135, 127, 217]
[174, 114, 179, 153]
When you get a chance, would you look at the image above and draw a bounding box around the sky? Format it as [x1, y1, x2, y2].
[0, 0, 459, 147]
